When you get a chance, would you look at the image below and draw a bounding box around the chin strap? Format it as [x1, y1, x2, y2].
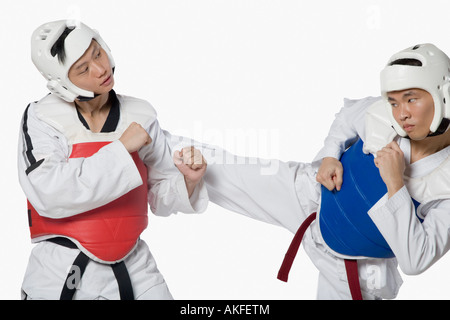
[397, 118, 450, 140]
[77, 93, 100, 102]
[428, 118, 450, 137]
[75, 68, 115, 102]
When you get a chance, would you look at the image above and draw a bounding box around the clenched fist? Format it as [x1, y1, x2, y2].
[173, 146, 207, 197]
[119, 122, 152, 153]
[374, 141, 405, 198]
[316, 157, 344, 191]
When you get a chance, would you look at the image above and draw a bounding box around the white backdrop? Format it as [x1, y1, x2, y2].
[1, 0, 450, 300]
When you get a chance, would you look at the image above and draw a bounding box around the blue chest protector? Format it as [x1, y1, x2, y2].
[319, 139, 420, 259]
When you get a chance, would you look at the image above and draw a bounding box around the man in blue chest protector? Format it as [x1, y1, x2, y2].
[169, 43, 450, 299]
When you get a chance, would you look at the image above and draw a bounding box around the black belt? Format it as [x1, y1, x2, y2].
[48, 237, 134, 300]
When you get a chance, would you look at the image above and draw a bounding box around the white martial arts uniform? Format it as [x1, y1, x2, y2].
[170, 96, 450, 299]
[18, 91, 208, 300]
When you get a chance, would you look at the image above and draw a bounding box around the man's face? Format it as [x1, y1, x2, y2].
[68, 40, 114, 97]
[387, 88, 435, 140]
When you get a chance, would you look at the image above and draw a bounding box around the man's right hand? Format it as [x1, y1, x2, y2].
[316, 157, 343, 191]
[119, 122, 152, 153]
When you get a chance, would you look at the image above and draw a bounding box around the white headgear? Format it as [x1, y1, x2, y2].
[380, 43, 450, 137]
[31, 20, 115, 102]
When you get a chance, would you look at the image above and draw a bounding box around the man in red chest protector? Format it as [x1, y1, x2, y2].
[18, 20, 208, 300]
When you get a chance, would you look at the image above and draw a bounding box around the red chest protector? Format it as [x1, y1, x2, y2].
[28, 141, 149, 263]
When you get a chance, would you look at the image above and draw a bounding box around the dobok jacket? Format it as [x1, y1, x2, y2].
[19, 90, 208, 264]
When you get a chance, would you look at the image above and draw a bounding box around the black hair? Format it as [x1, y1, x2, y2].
[50, 26, 76, 64]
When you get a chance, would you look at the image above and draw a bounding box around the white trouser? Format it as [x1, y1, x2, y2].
[199, 148, 403, 299]
[21, 239, 173, 300]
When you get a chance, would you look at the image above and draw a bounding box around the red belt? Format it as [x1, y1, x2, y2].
[277, 212, 363, 300]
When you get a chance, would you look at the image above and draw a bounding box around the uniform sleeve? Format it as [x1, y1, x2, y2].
[166, 134, 318, 233]
[18, 103, 143, 219]
[313, 96, 381, 162]
[369, 186, 450, 275]
[139, 119, 208, 216]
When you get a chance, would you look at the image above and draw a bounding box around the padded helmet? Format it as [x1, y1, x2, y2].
[31, 20, 115, 102]
[380, 43, 450, 137]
